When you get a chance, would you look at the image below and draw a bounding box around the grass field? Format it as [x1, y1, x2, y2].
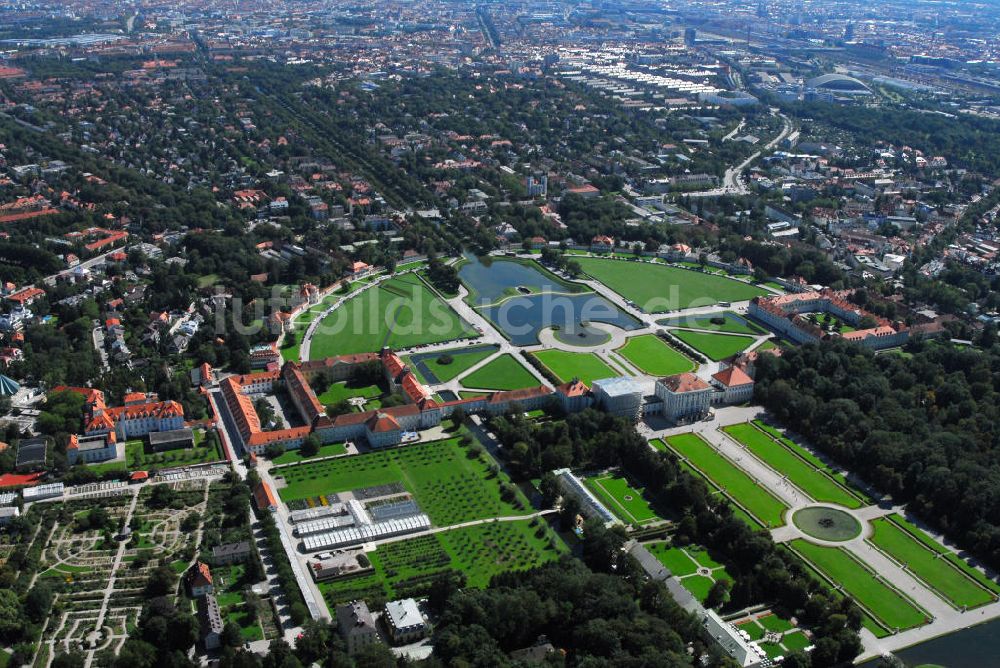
[722, 423, 863, 508]
[672, 330, 755, 361]
[309, 274, 476, 358]
[616, 334, 694, 376]
[790, 539, 929, 632]
[406, 347, 497, 384]
[460, 353, 539, 391]
[532, 349, 619, 385]
[752, 421, 871, 503]
[273, 437, 529, 526]
[664, 433, 788, 527]
[658, 312, 764, 335]
[318, 519, 566, 607]
[124, 432, 223, 470]
[584, 473, 660, 524]
[270, 443, 347, 466]
[869, 516, 998, 609]
[646, 542, 732, 604]
[315, 380, 383, 407]
[575, 257, 767, 312]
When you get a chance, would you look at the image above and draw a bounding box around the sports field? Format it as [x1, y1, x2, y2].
[616, 334, 694, 376]
[461, 354, 539, 391]
[318, 519, 566, 606]
[658, 311, 764, 335]
[672, 330, 755, 361]
[790, 539, 928, 632]
[575, 257, 767, 312]
[665, 433, 788, 527]
[406, 346, 497, 384]
[722, 423, 862, 508]
[584, 473, 660, 524]
[869, 516, 998, 609]
[309, 274, 476, 357]
[532, 350, 619, 385]
[272, 437, 529, 526]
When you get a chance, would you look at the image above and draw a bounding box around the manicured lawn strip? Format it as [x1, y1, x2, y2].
[672, 329, 755, 361]
[686, 545, 724, 570]
[616, 334, 695, 376]
[273, 437, 529, 526]
[318, 519, 566, 606]
[884, 515, 1000, 595]
[870, 517, 997, 608]
[270, 443, 348, 465]
[584, 474, 659, 524]
[532, 349, 618, 385]
[646, 542, 699, 576]
[575, 257, 767, 312]
[665, 433, 788, 527]
[752, 421, 872, 503]
[722, 423, 862, 508]
[789, 539, 928, 631]
[460, 353, 539, 391]
[309, 276, 475, 358]
[736, 619, 766, 641]
[405, 347, 497, 384]
[657, 312, 764, 335]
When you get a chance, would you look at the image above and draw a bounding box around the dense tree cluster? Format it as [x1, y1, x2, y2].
[755, 339, 1000, 572]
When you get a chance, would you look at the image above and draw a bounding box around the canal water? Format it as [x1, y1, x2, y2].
[862, 618, 1000, 667]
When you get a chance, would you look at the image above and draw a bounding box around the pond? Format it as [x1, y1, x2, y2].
[459, 256, 641, 345]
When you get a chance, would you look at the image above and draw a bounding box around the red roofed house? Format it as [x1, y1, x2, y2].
[253, 481, 278, 512]
[188, 562, 214, 597]
[6, 286, 44, 307]
[556, 379, 592, 413]
[590, 235, 614, 253]
[365, 412, 402, 448]
[655, 373, 713, 423]
[710, 366, 755, 404]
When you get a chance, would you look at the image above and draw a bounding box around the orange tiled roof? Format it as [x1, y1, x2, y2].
[660, 373, 711, 393]
[711, 366, 754, 388]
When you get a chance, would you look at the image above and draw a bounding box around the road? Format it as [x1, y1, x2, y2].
[689, 111, 794, 198]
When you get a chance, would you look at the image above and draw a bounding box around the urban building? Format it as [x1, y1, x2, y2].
[336, 600, 380, 655]
[592, 377, 643, 422]
[655, 373, 713, 422]
[384, 598, 428, 644]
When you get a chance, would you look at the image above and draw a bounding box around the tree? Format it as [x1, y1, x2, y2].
[222, 621, 243, 648]
[299, 436, 319, 458]
[24, 581, 54, 623]
[705, 579, 731, 609]
[288, 601, 308, 626]
[264, 442, 285, 459]
[145, 565, 177, 597]
[51, 651, 86, 668]
[0, 589, 23, 642]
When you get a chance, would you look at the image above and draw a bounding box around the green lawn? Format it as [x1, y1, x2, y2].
[584, 474, 660, 524]
[647, 542, 699, 576]
[658, 312, 764, 335]
[752, 421, 871, 503]
[315, 380, 383, 407]
[869, 516, 997, 609]
[280, 330, 302, 362]
[722, 423, 862, 508]
[672, 330, 755, 361]
[664, 433, 788, 527]
[881, 514, 1000, 596]
[125, 433, 223, 470]
[270, 443, 348, 465]
[532, 350, 619, 385]
[273, 437, 530, 526]
[309, 274, 476, 358]
[318, 519, 566, 607]
[460, 354, 539, 391]
[790, 539, 929, 632]
[616, 334, 695, 376]
[406, 346, 498, 384]
[575, 257, 767, 312]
